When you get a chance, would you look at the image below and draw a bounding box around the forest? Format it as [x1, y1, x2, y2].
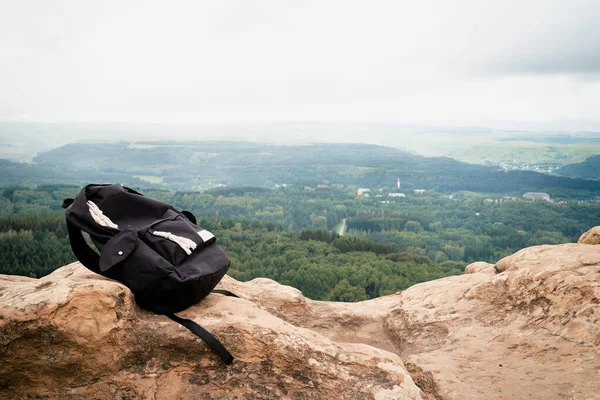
[1, 184, 599, 301]
[557, 155, 600, 179]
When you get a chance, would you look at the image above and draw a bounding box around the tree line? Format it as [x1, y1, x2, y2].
[1, 184, 599, 301]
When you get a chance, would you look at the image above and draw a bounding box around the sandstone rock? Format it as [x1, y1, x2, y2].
[578, 225, 600, 244]
[0, 262, 422, 400]
[463, 262, 495, 274]
[223, 243, 600, 399]
[386, 243, 600, 400]
[217, 274, 403, 353]
[2, 240, 600, 400]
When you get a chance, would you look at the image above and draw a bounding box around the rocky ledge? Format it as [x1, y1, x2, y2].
[1, 227, 599, 399]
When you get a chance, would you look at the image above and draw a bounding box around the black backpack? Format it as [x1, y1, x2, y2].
[63, 183, 235, 363]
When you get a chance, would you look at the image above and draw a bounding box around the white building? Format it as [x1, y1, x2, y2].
[388, 193, 406, 198]
[523, 192, 551, 201]
[357, 188, 371, 196]
[413, 189, 426, 195]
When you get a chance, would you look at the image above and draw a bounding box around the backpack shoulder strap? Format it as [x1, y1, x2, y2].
[211, 289, 239, 298]
[181, 210, 197, 224]
[62, 198, 74, 209]
[166, 313, 234, 364]
[65, 219, 102, 274]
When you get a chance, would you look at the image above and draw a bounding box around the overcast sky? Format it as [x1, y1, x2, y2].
[1, 0, 599, 131]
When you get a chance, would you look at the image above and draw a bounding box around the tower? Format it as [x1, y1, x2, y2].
[397, 177, 400, 189]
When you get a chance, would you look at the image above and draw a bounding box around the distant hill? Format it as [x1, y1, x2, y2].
[0, 158, 151, 189]
[0, 159, 72, 187]
[33, 141, 487, 189]
[556, 155, 600, 180]
[2, 141, 598, 197]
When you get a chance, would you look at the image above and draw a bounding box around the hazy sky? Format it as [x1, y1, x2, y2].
[1, 0, 599, 130]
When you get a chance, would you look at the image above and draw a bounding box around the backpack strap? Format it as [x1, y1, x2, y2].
[181, 210, 197, 225]
[62, 193, 113, 274]
[166, 313, 234, 364]
[211, 289, 240, 298]
[65, 219, 102, 274]
[62, 198, 75, 209]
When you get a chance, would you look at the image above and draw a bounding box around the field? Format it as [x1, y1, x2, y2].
[402, 132, 600, 166]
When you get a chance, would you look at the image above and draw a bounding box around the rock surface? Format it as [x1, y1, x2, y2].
[389, 243, 600, 400]
[2, 238, 600, 399]
[578, 225, 600, 244]
[463, 261, 495, 274]
[0, 263, 422, 400]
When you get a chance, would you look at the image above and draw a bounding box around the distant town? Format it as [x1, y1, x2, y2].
[300, 178, 600, 205]
[498, 161, 561, 174]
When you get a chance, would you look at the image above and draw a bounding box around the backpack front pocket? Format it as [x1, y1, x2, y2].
[142, 210, 215, 266]
[99, 228, 175, 293]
